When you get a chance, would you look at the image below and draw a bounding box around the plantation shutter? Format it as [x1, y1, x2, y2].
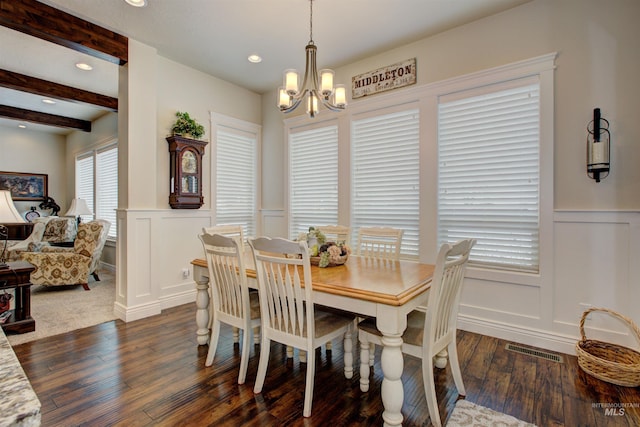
[289, 125, 338, 239]
[438, 78, 540, 272]
[351, 109, 420, 258]
[96, 145, 118, 238]
[76, 154, 94, 223]
[216, 127, 257, 237]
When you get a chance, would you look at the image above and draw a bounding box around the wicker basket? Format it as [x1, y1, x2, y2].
[575, 307, 640, 387]
[310, 254, 348, 267]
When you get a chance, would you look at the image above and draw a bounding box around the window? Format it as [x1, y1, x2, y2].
[351, 109, 420, 258]
[212, 114, 260, 238]
[438, 78, 540, 273]
[288, 124, 339, 239]
[76, 143, 118, 239]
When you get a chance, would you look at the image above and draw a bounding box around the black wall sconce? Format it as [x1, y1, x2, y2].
[586, 108, 610, 182]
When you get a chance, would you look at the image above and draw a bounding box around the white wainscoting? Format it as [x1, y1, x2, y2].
[114, 208, 213, 322]
[114, 208, 639, 356]
[458, 210, 640, 355]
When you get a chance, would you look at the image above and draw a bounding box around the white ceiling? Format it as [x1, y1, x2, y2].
[0, 0, 531, 134]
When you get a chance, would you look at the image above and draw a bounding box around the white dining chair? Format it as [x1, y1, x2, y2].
[316, 225, 351, 246]
[249, 236, 355, 418]
[358, 238, 475, 427]
[356, 226, 404, 362]
[202, 225, 257, 343]
[356, 226, 403, 260]
[198, 232, 261, 385]
[316, 225, 352, 351]
[203, 224, 245, 250]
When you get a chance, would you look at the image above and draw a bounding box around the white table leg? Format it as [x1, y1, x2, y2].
[359, 338, 371, 392]
[343, 327, 353, 379]
[195, 275, 210, 346]
[380, 334, 404, 427]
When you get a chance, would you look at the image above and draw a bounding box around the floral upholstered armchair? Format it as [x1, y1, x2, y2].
[21, 220, 109, 290]
[5, 216, 76, 261]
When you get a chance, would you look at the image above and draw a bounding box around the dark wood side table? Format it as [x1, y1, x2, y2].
[4, 222, 35, 240]
[0, 261, 36, 334]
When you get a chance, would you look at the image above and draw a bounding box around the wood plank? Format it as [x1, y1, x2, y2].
[0, 104, 91, 131]
[0, 69, 118, 111]
[0, 0, 127, 65]
[12, 303, 640, 426]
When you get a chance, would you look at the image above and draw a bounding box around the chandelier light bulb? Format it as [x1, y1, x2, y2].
[334, 85, 347, 108]
[320, 69, 334, 97]
[284, 70, 299, 96]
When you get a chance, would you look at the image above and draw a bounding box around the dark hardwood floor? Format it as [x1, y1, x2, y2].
[12, 303, 640, 426]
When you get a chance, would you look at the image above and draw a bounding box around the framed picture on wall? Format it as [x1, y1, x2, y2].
[0, 171, 48, 201]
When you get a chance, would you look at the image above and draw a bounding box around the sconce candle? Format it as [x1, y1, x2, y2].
[586, 108, 610, 183]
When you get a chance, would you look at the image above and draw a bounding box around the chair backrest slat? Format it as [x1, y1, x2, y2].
[356, 227, 404, 260]
[250, 237, 313, 341]
[199, 233, 249, 321]
[317, 225, 351, 246]
[426, 239, 475, 348]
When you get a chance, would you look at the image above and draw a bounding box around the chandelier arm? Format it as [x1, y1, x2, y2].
[319, 96, 346, 112]
[280, 89, 308, 113]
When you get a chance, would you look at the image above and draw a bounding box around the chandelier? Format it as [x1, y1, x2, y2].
[277, 0, 347, 118]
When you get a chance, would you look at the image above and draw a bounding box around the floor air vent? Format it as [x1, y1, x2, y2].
[505, 343, 564, 363]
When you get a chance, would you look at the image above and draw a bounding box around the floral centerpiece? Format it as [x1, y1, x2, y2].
[298, 227, 350, 268]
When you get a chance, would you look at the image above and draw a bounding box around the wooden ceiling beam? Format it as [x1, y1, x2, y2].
[0, 0, 127, 65]
[0, 69, 118, 112]
[0, 105, 91, 132]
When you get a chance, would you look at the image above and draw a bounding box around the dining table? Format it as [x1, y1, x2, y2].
[191, 253, 435, 427]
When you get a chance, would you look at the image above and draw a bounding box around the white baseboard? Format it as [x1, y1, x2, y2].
[159, 289, 196, 310]
[458, 314, 578, 356]
[113, 300, 162, 322]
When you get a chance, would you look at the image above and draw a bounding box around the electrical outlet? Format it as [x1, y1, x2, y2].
[181, 268, 190, 279]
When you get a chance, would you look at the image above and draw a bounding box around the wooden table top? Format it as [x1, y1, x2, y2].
[192, 255, 434, 307]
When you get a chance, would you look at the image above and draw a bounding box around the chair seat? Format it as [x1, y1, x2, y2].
[271, 308, 354, 339]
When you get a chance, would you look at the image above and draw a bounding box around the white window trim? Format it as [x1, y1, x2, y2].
[210, 112, 262, 236]
[282, 52, 556, 287]
[75, 139, 118, 240]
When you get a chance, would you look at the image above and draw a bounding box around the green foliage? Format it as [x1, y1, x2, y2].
[171, 111, 205, 139]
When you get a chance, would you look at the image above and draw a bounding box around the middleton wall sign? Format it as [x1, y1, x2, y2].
[352, 58, 416, 99]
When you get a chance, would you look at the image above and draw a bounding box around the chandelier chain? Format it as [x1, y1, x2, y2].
[309, 0, 313, 43]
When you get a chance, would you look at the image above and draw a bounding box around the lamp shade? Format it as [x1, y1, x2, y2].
[0, 190, 25, 223]
[65, 198, 92, 217]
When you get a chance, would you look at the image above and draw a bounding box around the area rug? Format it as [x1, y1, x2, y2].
[447, 400, 536, 427]
[6, 269, 117, 346]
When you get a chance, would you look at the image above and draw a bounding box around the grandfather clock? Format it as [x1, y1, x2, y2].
[167, 135, 208, 209]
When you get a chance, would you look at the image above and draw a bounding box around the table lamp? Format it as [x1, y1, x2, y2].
[65, 198, 92, 227]
[0, 190, 25, 268]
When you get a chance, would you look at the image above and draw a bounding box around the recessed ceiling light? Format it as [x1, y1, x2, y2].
[18, 124, 26, 129]
[248, 54, 262, 64]
[124, 0, 147, 7]
[42, 99, 56, 105]
[75, 62, 93, 71]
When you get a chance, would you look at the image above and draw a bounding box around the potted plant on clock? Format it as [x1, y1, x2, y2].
[166, 112, 208, 209]
[171, 111, 205, 140]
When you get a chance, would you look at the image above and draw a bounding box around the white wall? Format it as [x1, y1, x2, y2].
[258, 0, 640, 354]
[116, 43, 262, 321]
[0, 126, 66, 216]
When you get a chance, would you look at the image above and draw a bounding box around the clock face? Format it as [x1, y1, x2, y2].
[181, 151, 197, 174]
